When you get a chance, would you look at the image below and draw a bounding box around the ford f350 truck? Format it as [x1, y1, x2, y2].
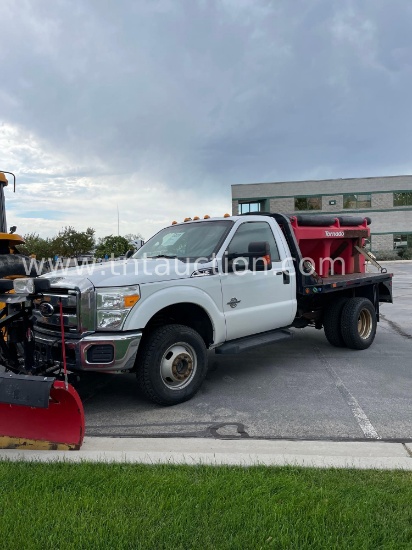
[26, 213, 392, 405]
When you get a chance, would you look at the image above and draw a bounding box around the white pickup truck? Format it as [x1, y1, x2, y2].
[32, 213, 393, 405]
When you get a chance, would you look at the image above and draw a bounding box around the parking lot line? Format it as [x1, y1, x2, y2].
[315, 347, 380, 439]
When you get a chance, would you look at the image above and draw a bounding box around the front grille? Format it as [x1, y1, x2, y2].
[33, 288, 79, 334]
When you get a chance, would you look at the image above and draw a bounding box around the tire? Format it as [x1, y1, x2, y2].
[136, 324, 208, 405]
[323, 297, 348, 347]
[340, 297, 377, 350]
[0, 254, 47, 278]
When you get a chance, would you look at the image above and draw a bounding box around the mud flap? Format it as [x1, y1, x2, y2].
[0, 372, 85, 450]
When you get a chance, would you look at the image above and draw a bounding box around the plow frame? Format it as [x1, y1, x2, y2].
[0, 281, 85, 450]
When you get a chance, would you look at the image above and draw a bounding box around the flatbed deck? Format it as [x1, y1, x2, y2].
[300, 270, 393, 300]
[322, 272, 391, 285]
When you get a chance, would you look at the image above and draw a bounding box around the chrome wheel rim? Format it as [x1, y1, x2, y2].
[358, 309, 373, 339]
[160, 342, 197, 390]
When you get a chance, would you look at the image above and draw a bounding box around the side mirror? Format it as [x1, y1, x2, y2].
[125, 249, 134, 259]
[248, 241, 272, 271]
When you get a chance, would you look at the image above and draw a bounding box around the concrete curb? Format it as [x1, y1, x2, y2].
[1, 438, 412, 470]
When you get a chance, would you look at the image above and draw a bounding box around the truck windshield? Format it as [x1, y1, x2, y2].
[133, 220, 233, 261]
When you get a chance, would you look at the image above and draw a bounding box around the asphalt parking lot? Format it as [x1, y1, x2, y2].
[77, 261, 412, 442]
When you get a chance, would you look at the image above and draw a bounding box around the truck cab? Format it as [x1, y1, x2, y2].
[127, 215, 297, 341]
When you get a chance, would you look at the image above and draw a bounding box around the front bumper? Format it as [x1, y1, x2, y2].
[34, 330, 142, 372]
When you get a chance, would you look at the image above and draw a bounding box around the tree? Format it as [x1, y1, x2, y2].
[124, 232, 144, 242]
[19, 233, 55, 259]
[52, 226, 95, 258]
[95, 235, 130, 258]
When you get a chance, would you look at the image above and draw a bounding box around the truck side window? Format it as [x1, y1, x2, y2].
[226, 222, 281, 266]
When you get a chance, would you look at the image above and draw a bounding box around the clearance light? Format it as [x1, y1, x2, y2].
[171, 220, 177, 225]
[184, 217, 192, 222]
[193, 216, 200, 220]
[223, 213, 230, 218]
[204, 215, 210, 219]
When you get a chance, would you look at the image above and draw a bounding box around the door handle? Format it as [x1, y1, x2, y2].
[276, 270, 290, 284]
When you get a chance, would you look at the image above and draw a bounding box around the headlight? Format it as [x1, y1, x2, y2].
[13, 278, 51, 294]
[13, 278, 35, 294]
[96, 286, 140, 330]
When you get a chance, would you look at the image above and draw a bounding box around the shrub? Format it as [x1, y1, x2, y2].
[373, 250, 400, 261]
[398, 248, 412, 260]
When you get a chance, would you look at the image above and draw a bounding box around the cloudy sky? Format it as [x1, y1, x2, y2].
[1, 0, 411, 240]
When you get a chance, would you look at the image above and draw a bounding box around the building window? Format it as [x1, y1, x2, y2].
[343, 194, 371, 209]
[394, 192, 412, 207]
[393, 234, 412, 250]
[238, 201, 264, 214]
[294, 196, 321, 211]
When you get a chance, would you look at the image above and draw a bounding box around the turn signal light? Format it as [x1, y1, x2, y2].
[124, 295, 140, 308]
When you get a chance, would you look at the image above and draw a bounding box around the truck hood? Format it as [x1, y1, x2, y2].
[42, 258, 201, 288]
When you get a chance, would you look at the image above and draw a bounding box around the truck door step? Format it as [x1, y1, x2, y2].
[215, 328, 292, 355]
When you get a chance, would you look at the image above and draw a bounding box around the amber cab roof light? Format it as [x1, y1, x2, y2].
[172, 214, 231, 224]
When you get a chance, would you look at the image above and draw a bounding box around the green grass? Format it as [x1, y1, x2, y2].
[0, 462, 411, 549]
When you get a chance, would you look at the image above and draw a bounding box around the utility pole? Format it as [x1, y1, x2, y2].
[117, 204, 120, 236]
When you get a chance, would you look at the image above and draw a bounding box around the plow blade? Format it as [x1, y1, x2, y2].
[0, 372, 85, 450]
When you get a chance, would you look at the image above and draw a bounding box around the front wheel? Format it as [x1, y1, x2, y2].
[136, 324, 208, 405]
[340, 297, 377, 350]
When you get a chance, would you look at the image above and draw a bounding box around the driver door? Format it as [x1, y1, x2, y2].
[220, 220, 296, 340]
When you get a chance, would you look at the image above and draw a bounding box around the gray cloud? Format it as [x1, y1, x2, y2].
[0, 0, 411, 237]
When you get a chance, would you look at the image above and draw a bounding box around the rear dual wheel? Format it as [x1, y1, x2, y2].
[324, 297, 377, 350]
[323, 297, 348, 347]
[340, 297, 376, 350]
